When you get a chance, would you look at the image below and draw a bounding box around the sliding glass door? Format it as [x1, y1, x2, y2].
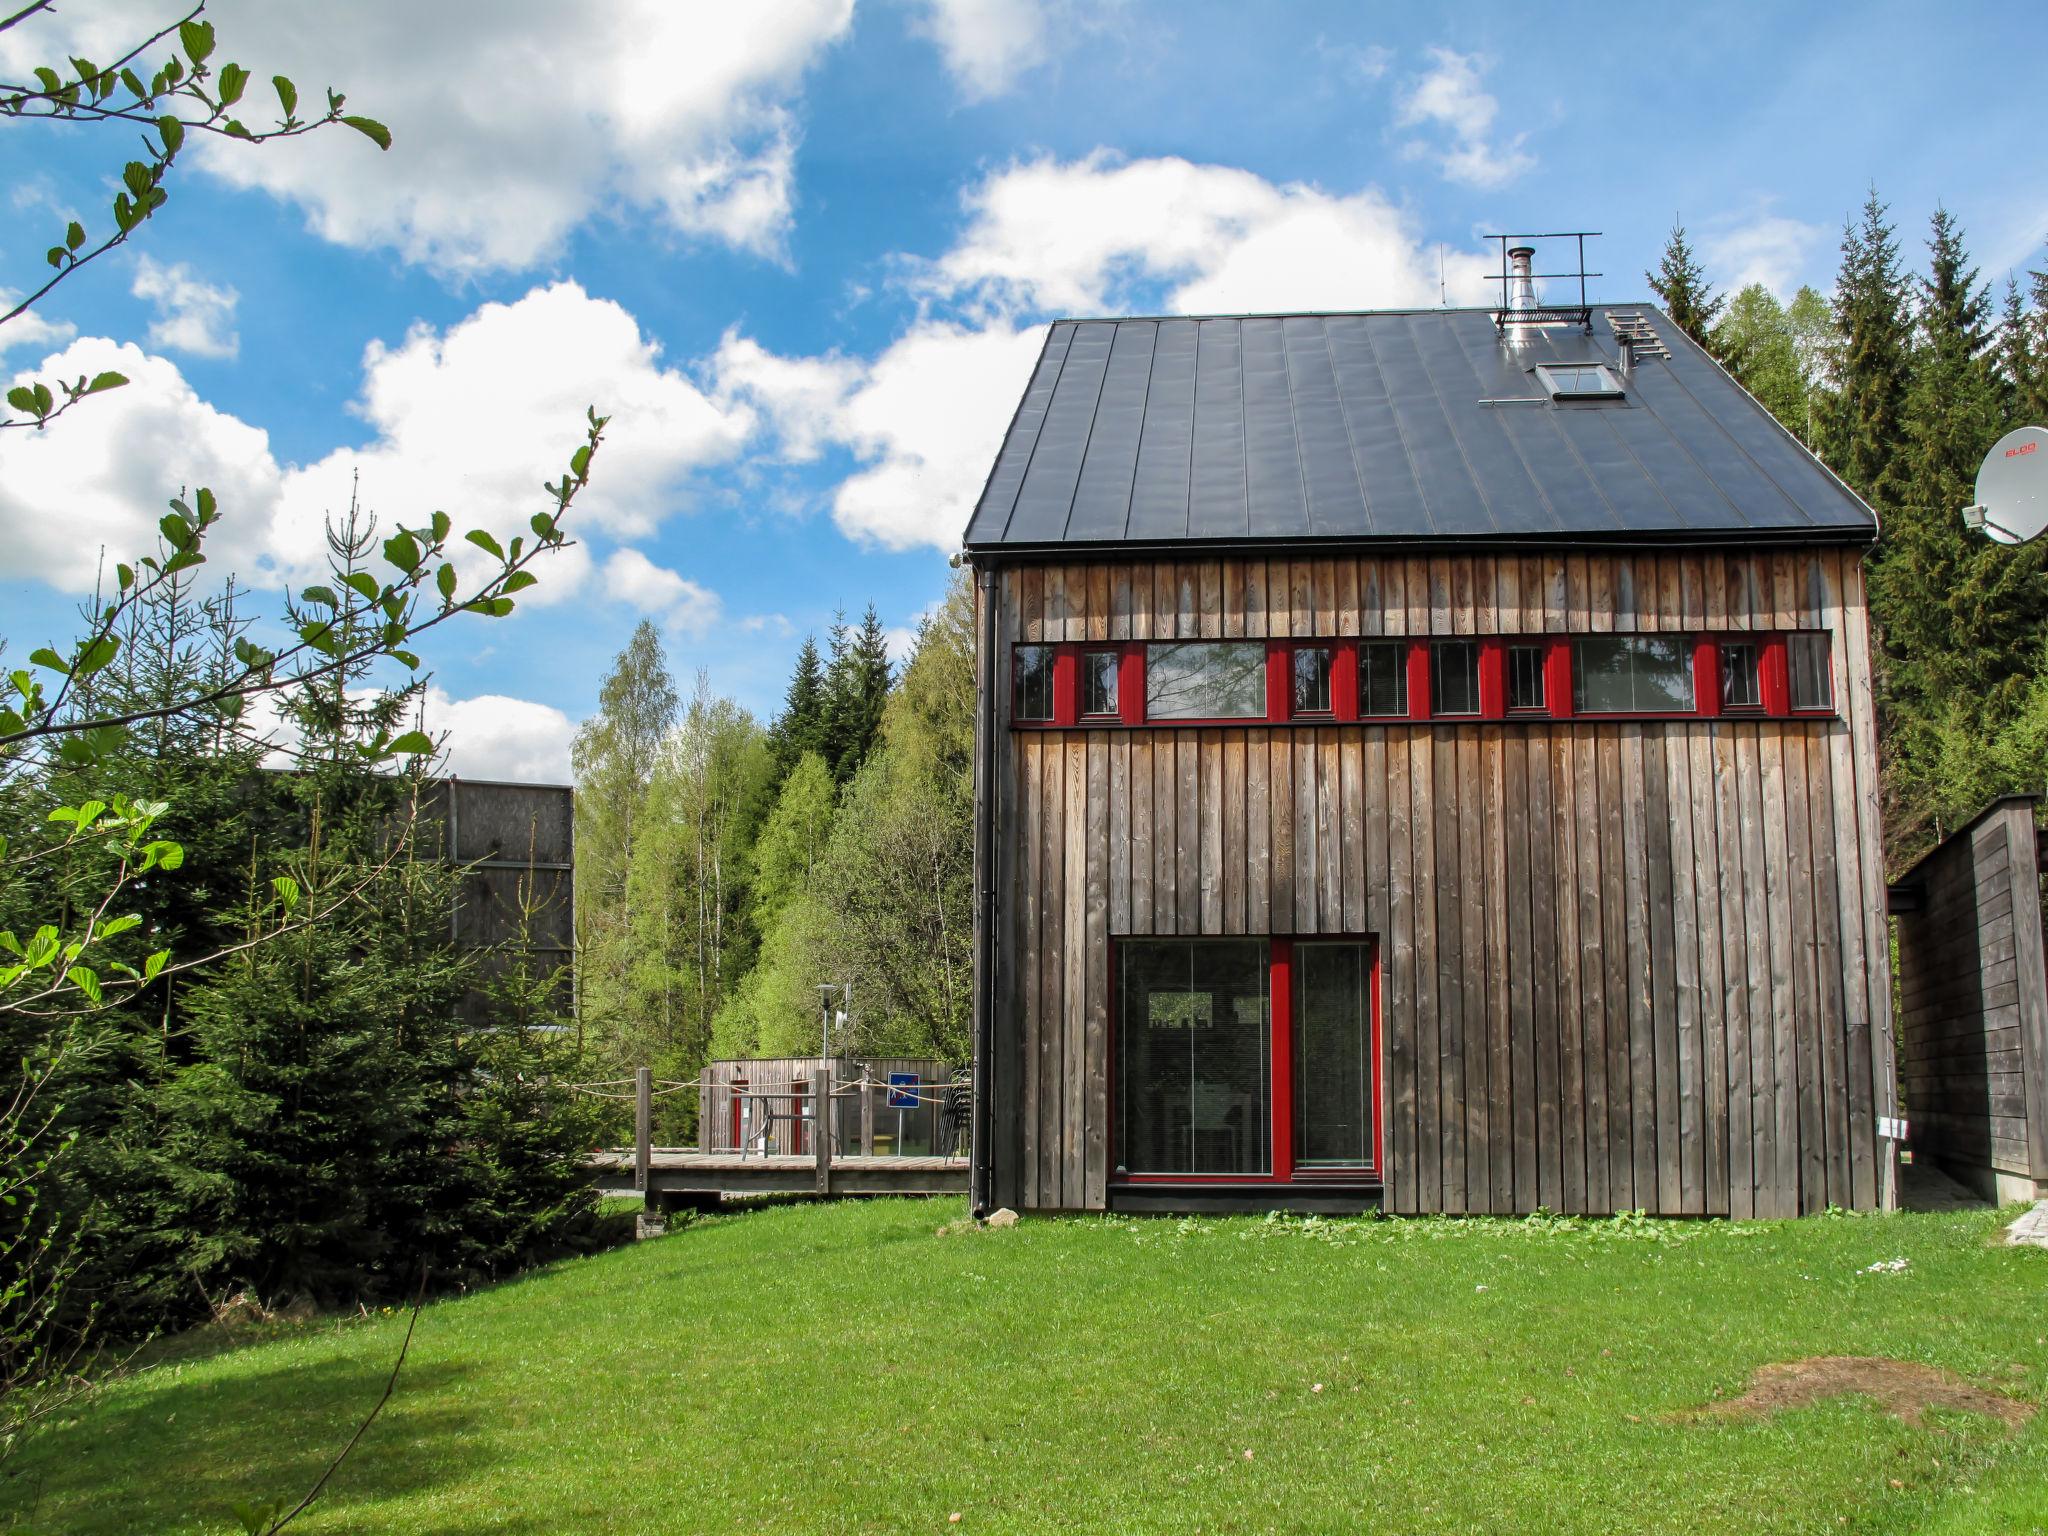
[1293, 941, 1376, 1170]
[1115, 940, 1270, 1175]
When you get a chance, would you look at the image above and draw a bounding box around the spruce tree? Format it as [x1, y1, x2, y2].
[768, 634, 828, 781]
[1646, 221, 1725, 349]
[1816, 188, 1913, 507]
[820, 605, 893, 783]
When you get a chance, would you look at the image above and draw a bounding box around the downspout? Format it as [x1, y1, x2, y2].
[969, 556, 999, 1218]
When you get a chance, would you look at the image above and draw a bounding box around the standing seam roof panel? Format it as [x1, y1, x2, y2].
[960, 307, 1877, 551]
[1447, 317, 1623, 535]
[1241, 317, 1312, 539]
[1656, 336, 1869, 528]
[1127, 317, 1199, 540]
[1324, 316, 1431, 536]
[1410, 311, 1556, 536]
[1373, 318, 1490, 535]
[965, 322, 1072, 545]
[1188, 320, 1251, 537]
[1281, 317, 1372, 537]
[1065, 321, 1158, 541]
[1006, 320, 1115, 542]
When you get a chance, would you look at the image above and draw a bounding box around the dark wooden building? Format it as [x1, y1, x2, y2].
[962, 293, 1894, 1218]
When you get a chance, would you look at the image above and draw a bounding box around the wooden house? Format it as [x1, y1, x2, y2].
[960, 286, 1893, 1218]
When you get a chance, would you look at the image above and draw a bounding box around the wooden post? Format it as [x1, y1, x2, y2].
[635, 1066, 652, 1194]
[860, 1062, 875, 1158]
[815, 1060, 832, 1197]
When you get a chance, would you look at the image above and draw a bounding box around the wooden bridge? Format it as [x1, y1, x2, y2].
[588, 1065, 969, 1208]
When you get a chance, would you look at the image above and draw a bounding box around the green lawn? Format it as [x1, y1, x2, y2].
[9, 1200, 2048, 1534]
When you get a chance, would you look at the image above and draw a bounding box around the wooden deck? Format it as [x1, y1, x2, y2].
[590, 1149, 969, 1201]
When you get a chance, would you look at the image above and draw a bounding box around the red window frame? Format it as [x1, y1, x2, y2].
[1107, 934, 1383, 1188]
[1006, 630, 1839, 728]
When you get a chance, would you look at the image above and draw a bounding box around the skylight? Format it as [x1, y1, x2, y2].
[1534, 363, 1626, 401]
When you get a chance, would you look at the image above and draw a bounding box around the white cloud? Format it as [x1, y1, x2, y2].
[1702, 215, 1828, 299]
[0, 337, 282, 588]
[130, 256, 239, 359]
[0, 299, 76, 363]
[1316, 38, 1393, 84]
[919, 151, 1491, 316]
[909, 0, 1051, 99]
[601, 547, 723, 636]
[421, 686, 577, 783]
[0, 0, 853, 274]
[1, 284, 751, 601]
[1393, 48, 1534, 189]
[721, 152, 1494, 554]
[274, 281, 753, 588]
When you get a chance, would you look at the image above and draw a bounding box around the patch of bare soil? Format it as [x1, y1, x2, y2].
[1695, 1356, 2034, 1430]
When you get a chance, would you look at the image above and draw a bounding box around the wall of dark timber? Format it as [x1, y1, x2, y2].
[976, 550, 1894, 1217]
[1894, 797, 2048, 1201]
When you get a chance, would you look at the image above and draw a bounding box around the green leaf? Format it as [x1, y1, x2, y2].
[430, 510, 451, 542]
[389, 649, 420, 669]
[570, 445, 592, 479]
[299, 584, 339, 610]
[117, 562, 135, 590]
[179, 19, 215, 63]
[382, 530, 421, 572]
[86, 371, 127, 395]
[389, 730, 435, 756]
[340, 115, 391, 150]
[120, 66, 149, 101]
[273, 74, 297, 117]
[501, 570, 538, 594]
[345, 570, 380, 603]
[65, 219, 84, 251]
[74, 636, 119, 676]
[28, 647, 68, 675]
[436, 563, 457, 601]
[216, 62, 247, 106]
[196, 486, 217, 522]
[122, 159, 152, 196]
[99, 914, 141, 939]
[271, 875, 300, 911]
[469, 597, 515, 618]
[298, 620, 337, 657]
[143, 950, 168, 982]
[33, 65, 61, 94]
[151, 841, 184, 872]
[464, 528, 504, 560]
[7, 385, 40, 416]
[159, 514, 193, 550]
[69, 966, 102, 1006]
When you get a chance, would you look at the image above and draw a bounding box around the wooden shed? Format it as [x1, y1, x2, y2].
[961, 286, 1894, 1217]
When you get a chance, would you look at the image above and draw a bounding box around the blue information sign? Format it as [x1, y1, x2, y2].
[887, 1072, 919, 1109]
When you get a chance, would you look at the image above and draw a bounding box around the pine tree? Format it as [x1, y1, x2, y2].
[820, 605, 893, 783]
[1815, 189, 1914, 507]
[1646, 221, 1726, 349]
[768, 634, 828, 781]
[285, 485, 421, 762]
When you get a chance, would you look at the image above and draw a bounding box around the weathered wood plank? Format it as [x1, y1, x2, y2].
[1223, 729, 1247, 935]
[1385, 729, 1415, 1212]
[1201, 732, 1224, 933]
[1436, 727, 1467, 1212]
[1529, 726, 1562, 1214]
[1621, 725, 1656, 1207]
[1664, 722, 1704, 1215]
[1038, 732, 1063, 1207]
[1246, 728, 1271, 934]
[1065, 737, 1087, 1204]
[1412, 730, 1441, 1210]
[1085, 735, 1109, 1208]
[1484, 725, 1513, 1210]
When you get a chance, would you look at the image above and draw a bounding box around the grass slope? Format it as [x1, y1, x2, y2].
[8, 1201, 2047, 1534]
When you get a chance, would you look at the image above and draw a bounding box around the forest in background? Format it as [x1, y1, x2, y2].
[569, 193, 2048, 1135]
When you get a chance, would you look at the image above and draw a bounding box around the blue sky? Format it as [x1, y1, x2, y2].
[3, 0, 2042, 779]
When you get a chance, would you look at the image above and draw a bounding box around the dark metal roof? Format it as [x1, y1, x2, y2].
[961, 306, 1876, 555]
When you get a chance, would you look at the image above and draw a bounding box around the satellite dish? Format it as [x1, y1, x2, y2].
[1965, 425, 2048, 544]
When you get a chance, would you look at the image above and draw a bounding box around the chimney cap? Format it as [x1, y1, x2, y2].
[1506, 244, 1536, 261]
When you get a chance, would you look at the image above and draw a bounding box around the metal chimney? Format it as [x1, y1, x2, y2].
[1506, 246, 1539, 311]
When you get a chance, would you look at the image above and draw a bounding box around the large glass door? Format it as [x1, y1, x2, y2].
[1292, 941, 1377, 1171]
[1115, 940, 1270, 1175]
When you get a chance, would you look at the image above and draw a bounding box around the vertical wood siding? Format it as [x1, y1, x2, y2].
[991, 551, 1892, 1215]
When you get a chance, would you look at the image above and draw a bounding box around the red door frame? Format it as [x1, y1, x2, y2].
[1108, 935, 1383, 1188]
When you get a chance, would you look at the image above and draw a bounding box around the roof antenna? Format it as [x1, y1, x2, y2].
[1438, 244, 1447, 307]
